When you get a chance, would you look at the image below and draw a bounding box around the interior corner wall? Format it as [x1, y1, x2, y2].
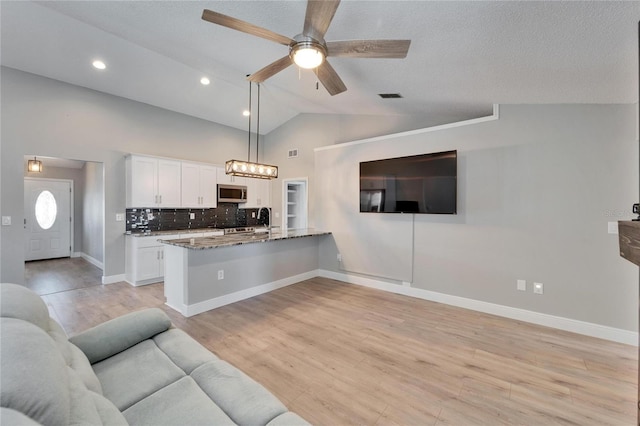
[0, 67, 249, 283]
[315, 104, 639, 332]
[83, 162, 104, 265]
[262, 113, 468, 229]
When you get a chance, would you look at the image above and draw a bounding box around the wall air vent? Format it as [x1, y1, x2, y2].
[288, 149, 299, 158]
[378, 93, 403, 99]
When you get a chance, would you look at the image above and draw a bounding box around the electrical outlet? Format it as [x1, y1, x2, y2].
[115, 213, 125, 222]
[337, 253, 342, 262]
[251, 212, 256, 218]
[533, 282, 544, 295]
[517, 279, 526, 291]
[217, 270, 224, 280]
[190, 213, 195, 220]
[1, 216, 11, 226]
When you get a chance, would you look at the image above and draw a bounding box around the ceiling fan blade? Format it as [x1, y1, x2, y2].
[303, 0, 340, 40]
[314, 60, 347, 96]
[247, 56, 293, 83]
[327, 40, 411, 58]
[202, 9, 293, 46]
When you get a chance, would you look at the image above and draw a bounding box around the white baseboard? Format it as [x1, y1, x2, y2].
[79, 252, 104, 270]
[102, 274, 125, 285]
[71, 252, 81, 258]
[182, 270, 320, 317]
[319, 269, 638, 346]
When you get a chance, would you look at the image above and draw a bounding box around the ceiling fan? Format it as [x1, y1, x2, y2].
[201, 0, 411, 96]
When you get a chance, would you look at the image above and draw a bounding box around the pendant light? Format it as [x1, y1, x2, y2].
[226, 81, 278, 180]
[27, 157, 43, 173]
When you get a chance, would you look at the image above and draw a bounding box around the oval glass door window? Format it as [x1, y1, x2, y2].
[35, 190, 57, 230]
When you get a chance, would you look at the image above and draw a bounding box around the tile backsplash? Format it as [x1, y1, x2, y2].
[126, 203, 266, 233]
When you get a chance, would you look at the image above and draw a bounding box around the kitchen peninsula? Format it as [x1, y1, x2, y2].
[160, 229, 331, 316]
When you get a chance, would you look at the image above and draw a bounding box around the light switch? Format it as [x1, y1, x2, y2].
[115, 213, 125, 222]
[608, 221, 618, 235]
[1, 216, 11, 226]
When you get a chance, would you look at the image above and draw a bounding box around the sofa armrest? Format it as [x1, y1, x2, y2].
[69, 308, 172, 364]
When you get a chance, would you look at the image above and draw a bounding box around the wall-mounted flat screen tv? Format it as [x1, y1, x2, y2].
[359, 150, 457, 214]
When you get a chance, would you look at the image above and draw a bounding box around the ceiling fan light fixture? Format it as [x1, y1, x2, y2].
[290, 40, 326, 69]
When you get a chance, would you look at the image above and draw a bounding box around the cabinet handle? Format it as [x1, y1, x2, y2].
[157, 251, 160, 260]
[159, 195, 162, 204]
[161, 251, 164, 260]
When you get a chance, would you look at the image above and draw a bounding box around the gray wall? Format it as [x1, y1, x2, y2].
[83, 162, 104, 264]
[1, 67, 250, 282]
[24, 165, 84, 251]
[313, 104, 638, 331]
[263, 113, 457, 228]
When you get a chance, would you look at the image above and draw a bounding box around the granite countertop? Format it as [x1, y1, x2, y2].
[125, 228, 224, 237]
[159, 228, 332, 250]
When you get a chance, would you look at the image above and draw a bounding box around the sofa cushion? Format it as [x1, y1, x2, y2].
[267, 412, 311, 426]
[93, 339, 186, 411]
[153, 328, 219, 374]
[0, 408, 43, 426]
[69, 343, 103, 395]
[0, 317, 127, 426]
[1, 318, 71, 426]
[0, 284, 50, 331]
[123, 376, 235, 426]
[70, 308, 172, 364]
[89, 392, 129, 426]
[191, 360, 287, 425]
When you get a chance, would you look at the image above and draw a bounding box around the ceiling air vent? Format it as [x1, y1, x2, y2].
[288, 149, 299, 158]
[378, 93, 403, 99]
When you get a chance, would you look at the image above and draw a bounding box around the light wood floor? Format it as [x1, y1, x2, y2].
[42, 277, 636, 425]
[25, 257, 103, 295]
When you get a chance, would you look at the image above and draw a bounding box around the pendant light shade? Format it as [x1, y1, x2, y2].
[226, 81, 278, 180]
[28, 157, 43, 173]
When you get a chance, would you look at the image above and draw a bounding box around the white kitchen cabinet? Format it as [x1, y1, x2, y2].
[181, 162, 217, 208]
[216, 167, 247, 186]
[126, 155, 181, 208]
[125, 234, 181, 286]
[245, 178, 271, 208]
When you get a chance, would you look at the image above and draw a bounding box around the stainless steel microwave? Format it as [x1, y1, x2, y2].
[217, 184, 247, 203]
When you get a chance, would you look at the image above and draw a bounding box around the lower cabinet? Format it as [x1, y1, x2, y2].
[125, 231, 224, 286]
[125, 234, 180, 286]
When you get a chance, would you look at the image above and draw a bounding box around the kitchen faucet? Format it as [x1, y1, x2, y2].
[257, 206, 271, 236]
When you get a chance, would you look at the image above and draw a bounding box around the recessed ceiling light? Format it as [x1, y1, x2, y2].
[200, 77, 210, 86]
[92, 60, 106, 70]
[242, 110, 250, 117]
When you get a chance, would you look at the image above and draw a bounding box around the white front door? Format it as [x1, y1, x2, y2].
[24, 179, 72, 261]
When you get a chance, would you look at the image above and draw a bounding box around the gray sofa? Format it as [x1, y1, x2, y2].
[0, 283, 309, 426]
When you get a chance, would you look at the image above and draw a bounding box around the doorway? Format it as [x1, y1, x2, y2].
[283, 178, 308, 230]
[24, 178, 72, 261]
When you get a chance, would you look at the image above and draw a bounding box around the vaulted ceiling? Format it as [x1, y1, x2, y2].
[2, 1, 638, 134]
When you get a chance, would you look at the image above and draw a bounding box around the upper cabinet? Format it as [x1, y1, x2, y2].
[216, 167, 246, 186]
[245, 179, 271, 208]
[126, 154, 271, 209]
[126, 155, 181, 208]
[181, 162, 217, 208]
